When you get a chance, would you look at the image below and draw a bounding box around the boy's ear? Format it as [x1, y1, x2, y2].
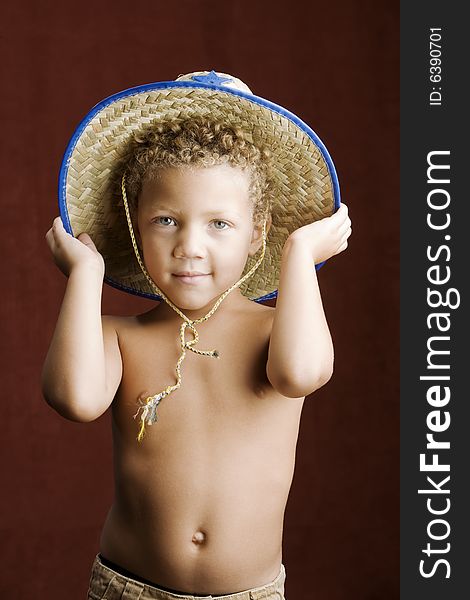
[248, 213, 272, 257]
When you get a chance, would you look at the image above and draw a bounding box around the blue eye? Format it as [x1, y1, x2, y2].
[157, 216, 176, 226]
[213, 220, 229, 230]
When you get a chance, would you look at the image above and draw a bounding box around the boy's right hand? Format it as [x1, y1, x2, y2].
[45, 216, 105, 278]
[285, 203, 352, 265]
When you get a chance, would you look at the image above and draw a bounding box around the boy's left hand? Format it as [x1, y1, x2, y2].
[285, 203, 352, 264]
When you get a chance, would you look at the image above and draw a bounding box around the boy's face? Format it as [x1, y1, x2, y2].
[136, 164, 266, 312]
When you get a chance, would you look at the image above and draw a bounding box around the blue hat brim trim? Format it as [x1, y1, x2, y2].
[58, 79, 341, 303]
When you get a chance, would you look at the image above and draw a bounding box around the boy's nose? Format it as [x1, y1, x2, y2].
[173, 226, 206, 259]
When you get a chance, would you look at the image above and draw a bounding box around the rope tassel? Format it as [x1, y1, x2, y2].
[133, 391, 168, 442]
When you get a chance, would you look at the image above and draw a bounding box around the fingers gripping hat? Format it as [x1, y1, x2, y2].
[59, 70, 341, 442]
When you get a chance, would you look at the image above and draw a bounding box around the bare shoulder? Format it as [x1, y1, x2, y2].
[247, 301, 275, 327]
[233, 301, 276, 348]
[102, 313, 138, 333]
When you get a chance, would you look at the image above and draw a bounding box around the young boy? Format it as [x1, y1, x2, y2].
[42, 71, 351, 600]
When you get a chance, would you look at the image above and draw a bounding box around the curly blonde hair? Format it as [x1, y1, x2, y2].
[117, 115, 274, 225]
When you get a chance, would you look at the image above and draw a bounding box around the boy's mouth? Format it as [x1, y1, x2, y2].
[172, 271, 210, 284]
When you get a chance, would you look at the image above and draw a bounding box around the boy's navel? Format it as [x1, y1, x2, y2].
[191, 530, 206, 545]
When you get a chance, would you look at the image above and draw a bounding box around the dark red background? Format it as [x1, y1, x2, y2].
[0, 1, 399, 598]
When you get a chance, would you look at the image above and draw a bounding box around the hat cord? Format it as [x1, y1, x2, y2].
[120, 173, 268, 442]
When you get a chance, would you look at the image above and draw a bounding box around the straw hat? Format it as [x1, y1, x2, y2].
[58, 69, 341, 302]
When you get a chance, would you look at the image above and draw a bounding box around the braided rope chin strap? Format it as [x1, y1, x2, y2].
[121, 173, 268, 442]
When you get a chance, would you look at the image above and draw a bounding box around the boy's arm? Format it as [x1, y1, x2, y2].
[266, 204, 351, 398]
[266, 239, 334, 398]
[41, 266, 122, 422]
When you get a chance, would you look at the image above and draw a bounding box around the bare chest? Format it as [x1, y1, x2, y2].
[111, 313, 295, 445]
